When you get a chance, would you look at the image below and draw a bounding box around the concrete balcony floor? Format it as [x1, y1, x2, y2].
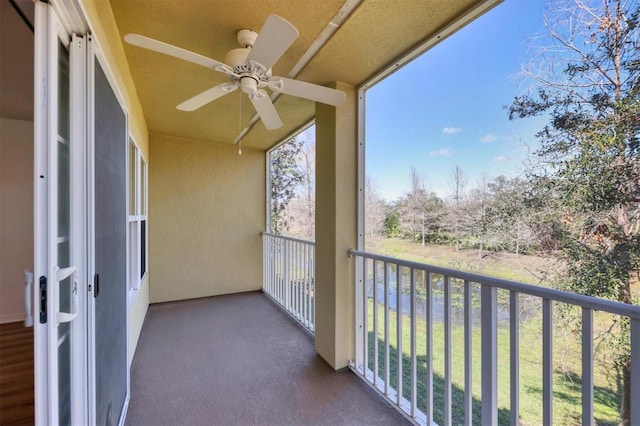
[126, 291, 409, 425]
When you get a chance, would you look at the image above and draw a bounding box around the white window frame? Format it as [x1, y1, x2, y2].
[127, 137, 147, 305]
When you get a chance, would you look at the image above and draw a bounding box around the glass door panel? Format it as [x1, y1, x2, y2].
[56, 38, 72, 426]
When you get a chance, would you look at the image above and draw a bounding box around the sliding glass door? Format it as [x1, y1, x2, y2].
[34, 3, 88, 424]
[34, 3, 130, 425]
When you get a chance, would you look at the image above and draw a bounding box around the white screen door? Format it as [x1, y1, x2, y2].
[93, 55, 129, 426]
[34, 3, 88, 425]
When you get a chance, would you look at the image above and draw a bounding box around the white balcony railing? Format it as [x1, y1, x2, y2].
[262, 232, 315, 333]
[349, 249, 640, 426]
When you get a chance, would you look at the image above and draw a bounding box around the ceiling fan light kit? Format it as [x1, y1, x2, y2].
[124, 14, 346, 132]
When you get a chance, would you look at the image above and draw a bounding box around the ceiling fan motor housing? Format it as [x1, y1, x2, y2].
[225, 48, 251, 71]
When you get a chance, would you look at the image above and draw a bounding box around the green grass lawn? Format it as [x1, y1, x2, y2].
[371, 238, 556, 285]
[361, 238, 625, 424]
[366, 298, 621, 425]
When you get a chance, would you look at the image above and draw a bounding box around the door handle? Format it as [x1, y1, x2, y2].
[24, 270, 34, 327]
[56, 266, 78, 325]
[39, 276, 47, 324]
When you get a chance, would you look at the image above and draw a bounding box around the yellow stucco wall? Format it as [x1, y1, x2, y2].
[80, 0, 148, 154]
[149, 134, 265, 303]
[79, 0, 150, 365]
[314, 82, 358, 369]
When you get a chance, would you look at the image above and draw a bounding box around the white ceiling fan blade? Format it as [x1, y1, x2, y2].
[246, 15, 299, 71]
[272, 77, 346, 106]
[177, 84, 237, 111]
[124, 34, 227, 71]
[249, 91, 283, 130]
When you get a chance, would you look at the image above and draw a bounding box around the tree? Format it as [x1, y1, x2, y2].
[486, 176, 538, 256]
[383, 201, 401, 238]
[269, 137, 305, 234]
[468, 176, 491, 258]
[509, 1, 639, 423]
[364, 176, 386, 249]
[285, 138, 315, 240]
[398, 167, 442, 245]
[446, 165, 470, 251]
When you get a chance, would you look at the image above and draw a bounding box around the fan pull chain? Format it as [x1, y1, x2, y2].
[238, 90, 243, 155]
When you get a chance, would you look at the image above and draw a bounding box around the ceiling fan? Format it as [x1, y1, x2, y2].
[124, 14, 346, 130]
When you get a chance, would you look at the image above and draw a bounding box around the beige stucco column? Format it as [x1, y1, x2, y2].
[314, 82, 358, 369]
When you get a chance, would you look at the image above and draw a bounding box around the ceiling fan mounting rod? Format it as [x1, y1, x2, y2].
[236, 29, 258, 48]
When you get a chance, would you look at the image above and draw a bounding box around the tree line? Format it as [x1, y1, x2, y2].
[366, 167, 561, 259]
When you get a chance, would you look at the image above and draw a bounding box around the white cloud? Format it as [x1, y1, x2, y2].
[428, 148, 452, 157]
[480, 133, 499, 143]
[442, 127, 462, 135]
[492, 155, 507, 163]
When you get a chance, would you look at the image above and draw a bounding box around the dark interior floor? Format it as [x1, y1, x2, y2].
[125, 291, 409, 425]
[0, 321, 34, 426]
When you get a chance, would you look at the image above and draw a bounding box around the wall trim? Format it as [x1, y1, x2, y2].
[0, 313, 27, 324]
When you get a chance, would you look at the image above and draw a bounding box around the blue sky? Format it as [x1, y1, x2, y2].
[365, 0, 551, 200]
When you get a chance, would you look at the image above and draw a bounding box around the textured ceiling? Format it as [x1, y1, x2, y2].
[109, 0, 498, 150]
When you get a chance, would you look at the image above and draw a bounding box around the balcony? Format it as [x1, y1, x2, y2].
[124, 291, 409, 425]
[262, 234, 640, 425]
[124, 233, 640, 426]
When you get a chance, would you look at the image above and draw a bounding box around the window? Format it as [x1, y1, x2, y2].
[363, 1, 546, 253]
[267, 123, 315, 240]
[128, 138, 147, 299]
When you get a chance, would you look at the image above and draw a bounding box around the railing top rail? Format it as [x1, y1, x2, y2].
[262, 232, 315, 246]
[348, 249, 640, 320]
